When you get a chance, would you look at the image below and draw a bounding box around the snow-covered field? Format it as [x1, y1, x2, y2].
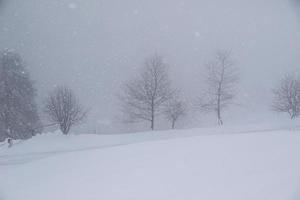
[1, 125, 300, 200]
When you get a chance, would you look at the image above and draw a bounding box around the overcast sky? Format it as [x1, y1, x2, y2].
[0, 0, 300, 133]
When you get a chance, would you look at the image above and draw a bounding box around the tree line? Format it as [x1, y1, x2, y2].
[119, 51, 239, 130]
[0, 49, 299, 143]
[119, 51, 300, 130]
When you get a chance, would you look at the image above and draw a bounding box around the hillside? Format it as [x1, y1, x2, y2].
[1, 127, 300, 200]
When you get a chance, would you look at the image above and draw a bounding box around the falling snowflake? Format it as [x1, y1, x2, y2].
[194, 32, 201, 37]
[68, 3, 77, 10]
[133, 9, 139, 15]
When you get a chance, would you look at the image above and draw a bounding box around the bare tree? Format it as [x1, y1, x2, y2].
[199, 50, 239, 125]
[120, 55, 173, 130]
[272, 74, 300, 119]
[164, 94, 187, 129]
[45, 86, 86, 135]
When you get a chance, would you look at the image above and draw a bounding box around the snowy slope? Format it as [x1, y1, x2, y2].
[1, 127, 300, 200]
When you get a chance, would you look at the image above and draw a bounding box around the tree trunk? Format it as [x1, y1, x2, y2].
[151, 99, 155, 130]
[150, 110, 154, 130]
[218, 116, 223, 125]
[172, 119, 175, 129]
[151, 118, 154, 130]
[217, 106, 223, 125]
[61, 124, 69, 135]
[217, 96, 223, 126]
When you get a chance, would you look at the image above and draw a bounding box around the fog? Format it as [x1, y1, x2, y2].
[0, 0, 300, 133]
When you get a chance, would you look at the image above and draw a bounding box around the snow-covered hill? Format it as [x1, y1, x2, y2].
[1, 126, 300, 200]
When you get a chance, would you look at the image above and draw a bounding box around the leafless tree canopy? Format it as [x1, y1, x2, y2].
[45, 86, 86, 135]
[199, 50, 239, 125]
[120, 55, 173, 130]
[272, 75, 300, 119]
[0, 50, 41, 142]
[164, 94, 187, 129]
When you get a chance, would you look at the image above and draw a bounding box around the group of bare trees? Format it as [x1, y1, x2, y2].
[2, 48, 298, 140]
[120, 55, 186, 130]
[120, 51, 240, 130]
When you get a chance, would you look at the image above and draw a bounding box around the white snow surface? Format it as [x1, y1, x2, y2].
[1, 125, 300, 200]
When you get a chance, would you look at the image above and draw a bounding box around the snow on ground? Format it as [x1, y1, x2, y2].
[1, 125, 300, 200]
